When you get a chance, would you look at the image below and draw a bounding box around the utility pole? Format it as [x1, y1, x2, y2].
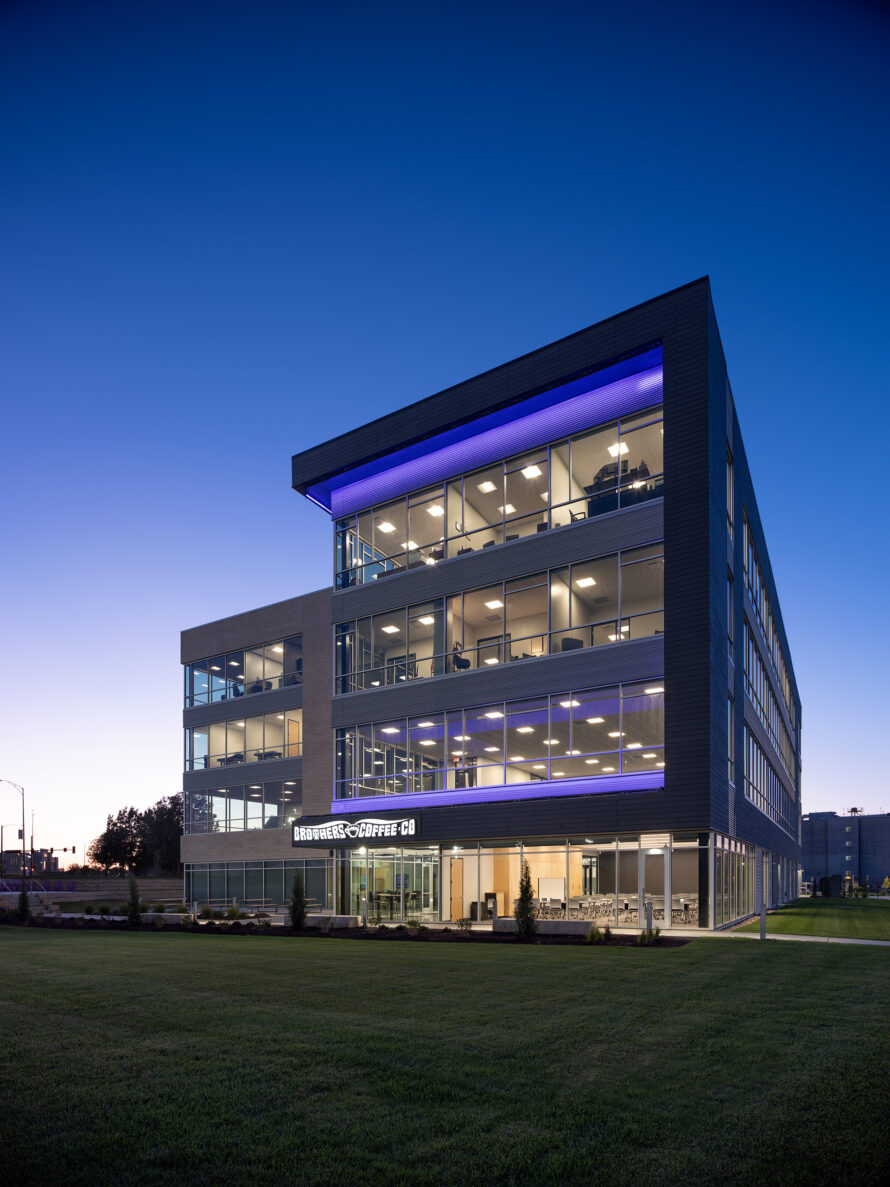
[0, 780, 26, 895]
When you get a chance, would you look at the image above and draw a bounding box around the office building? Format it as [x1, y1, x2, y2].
[181, 278, 802, 929]
[802, 811, 890, 889]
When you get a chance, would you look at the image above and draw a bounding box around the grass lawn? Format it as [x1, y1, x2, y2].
[736, 895, 890, 940]
[1, 931, 889, 1186]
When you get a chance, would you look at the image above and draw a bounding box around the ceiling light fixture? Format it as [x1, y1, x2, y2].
[575, 577, 596, 588]
[516, 726, 534, 734]
[645, 686, 664, 694]
[427, 505, 444, 518]
[607, 442, 629, 458]
[417, 616, 435, 626]
[477, 480, 496, 493]
[484, 599, 504, 609]
[377, 521, 396, 533]
[521, 464, 542, 479]
[381, 625, 400, 634]
[586, 716, 605, 724]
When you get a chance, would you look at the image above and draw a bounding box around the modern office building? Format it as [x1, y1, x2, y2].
[802, 811, 890, 889]
[181, 278, 802, 929]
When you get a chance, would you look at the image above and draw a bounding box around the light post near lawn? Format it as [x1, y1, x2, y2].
[1, 779, 27, 896]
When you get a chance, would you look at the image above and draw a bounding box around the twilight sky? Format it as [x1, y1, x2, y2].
[2, 0, 888, 862]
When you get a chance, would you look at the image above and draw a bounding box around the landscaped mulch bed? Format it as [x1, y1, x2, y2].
[0, 915, 691, 945]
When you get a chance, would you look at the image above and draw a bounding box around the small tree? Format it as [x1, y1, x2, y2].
[127, 873, 142, 928]
[289, 871, 306, 932]
[514, 859, 537, 941]
[18, 881, 30, 924]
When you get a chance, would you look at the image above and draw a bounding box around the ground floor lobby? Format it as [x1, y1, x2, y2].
[185, 831, 798, 930]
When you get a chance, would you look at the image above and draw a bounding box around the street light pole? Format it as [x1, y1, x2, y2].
[0, 779, 26, 894]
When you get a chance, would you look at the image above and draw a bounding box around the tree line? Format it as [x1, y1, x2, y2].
[86, 794, 183, 876]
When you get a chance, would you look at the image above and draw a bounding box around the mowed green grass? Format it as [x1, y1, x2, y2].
[1, 931, 888, 1186]
[736, 895, 890, 940]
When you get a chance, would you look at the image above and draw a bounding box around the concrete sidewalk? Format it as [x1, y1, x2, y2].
[729, 931, 890, 947]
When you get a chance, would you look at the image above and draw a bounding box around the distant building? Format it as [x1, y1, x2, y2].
[802, 812, 890, 888]
[1, 849, 59, 875]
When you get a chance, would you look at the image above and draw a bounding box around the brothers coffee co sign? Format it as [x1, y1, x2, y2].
[292, 815, 419, 846]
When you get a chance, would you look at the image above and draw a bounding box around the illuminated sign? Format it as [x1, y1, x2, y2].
[292, 816, 418, 845]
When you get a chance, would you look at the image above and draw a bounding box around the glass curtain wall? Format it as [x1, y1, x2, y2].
[185, 780, 302, 833]
[334, 546, 664, 692]
[185, 635, 302, 706]
[335, 683, 664, 800]
[335, 407, 663, 587]
[186, 709, 302, 770]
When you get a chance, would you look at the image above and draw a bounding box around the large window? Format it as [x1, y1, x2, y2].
[335, 407, 663, 587]
[334, 681, 664, 800]
[744, 621, 795, 779]
[744, 726, 796, 837]
[334, 545, 664, 692]
[185, 709, 302, 770]
[185, 635, 302, 707]
[185, 780, 302, 834]
[743, 517, 794, 726]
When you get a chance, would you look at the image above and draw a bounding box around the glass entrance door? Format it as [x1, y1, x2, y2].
[641, 845, 667, 927]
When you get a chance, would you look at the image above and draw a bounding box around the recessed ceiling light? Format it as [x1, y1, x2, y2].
[249, 785, 261, 790]
[586, 716, 605, 724]
[516, 726, 534, 734]
[575, 577, 596, 588]
[508, 755, 525, 762]
[234, 721, 244, 728]
[401, 540, 418, 551]
[498, 504, 516, 515]
[284, 781, 296, 785]
[602, 766, 616, 772]
[381, 625, 400, 634]
[484, 599, 504, 609]
[559, 699, 580, 708]
[477, 480, 496, 493]
[484, 711, 504, 719]
[272, 646, 283, 653]
[419, 740, 435, 746]
[540, 492, 549, 501]
[380, 727, 399, 735]
[643, 753, 657, 759]
[371, 680, 380, 686]
[585, 758, 600, 765]
[417, 615, 435, 626]
[277, 714, 284, 720]
[645, 686, 664, 694]
[543, 738, 558, 746]
[566, 749, 580, 755]
[484, 746, 500, 752]
[656, 761, 665, 768]
[552, 770, 565, 777]
[454, 735, 469, 741]
[626, 743, 642, 750]
[427, 505, 444, 517]
[484, 657, 499, 665]
[377, 521, 396, 533]
[415, 721, 434, 728]
[532, 763, 546, 770]
[452, 750, 464, 756]
[210, 666, 221, 671]
[608, 731, 624, 738]
[521, 464, 542, 479]
[424, 557, 437, 565]
[607, 442, 629, 458]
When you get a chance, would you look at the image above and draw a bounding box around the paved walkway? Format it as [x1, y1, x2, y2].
[729, 931, 890, 947]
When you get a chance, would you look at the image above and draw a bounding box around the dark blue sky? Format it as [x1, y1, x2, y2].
[2, 0, 888, 853]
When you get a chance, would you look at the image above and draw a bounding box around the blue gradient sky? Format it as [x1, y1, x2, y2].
[2, 0, 888, 861]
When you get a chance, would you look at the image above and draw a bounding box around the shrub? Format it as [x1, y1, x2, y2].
[152, 902, 167, 914]
[212, 909, 224, 920]
[198, 906, 213, 920]
[256, 920, 272, 933]
[405, 917, 423, 930]
[456, 917, 472, 933]
[319, 916, 332, 935]
[17, 884, 30, 924]
[127, 875, 141, 928]
[225, 905, 240, 920]
[587, 925, 606, 944]
[514, 859, 537, 941]
[289, 871, 307, 932]
[394, 923, 406, 931]
[98, 903, 111, 917]
[636, 927, 661, 946]
[171, 903, 188, 914]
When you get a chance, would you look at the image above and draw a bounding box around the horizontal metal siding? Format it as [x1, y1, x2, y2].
[184, 757, 303, 793]
[331, 501, 664, 621]
[331, 635, 664, 727]
[183, 685, 303, 728]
